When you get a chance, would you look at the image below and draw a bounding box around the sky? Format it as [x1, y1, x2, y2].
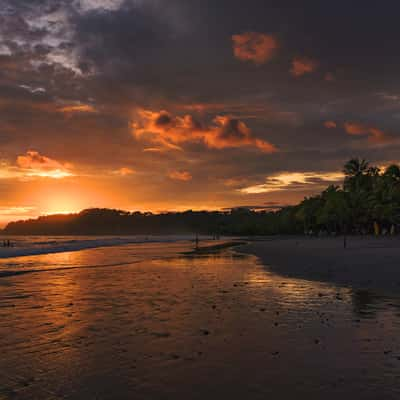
[1, 0, 400, 225]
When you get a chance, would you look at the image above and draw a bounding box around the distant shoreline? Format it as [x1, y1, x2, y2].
[183, 240, 247, 255]
[0, 236, 211, 260]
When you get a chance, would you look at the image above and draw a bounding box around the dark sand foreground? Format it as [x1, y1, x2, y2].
[1, 240, 400, 399]
[241, 236, 400, 291]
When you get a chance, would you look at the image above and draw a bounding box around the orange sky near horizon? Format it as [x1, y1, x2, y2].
[0, 153, 346, 227]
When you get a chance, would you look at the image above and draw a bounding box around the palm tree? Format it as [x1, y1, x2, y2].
[343, 158, 369, 178]
[384, 164, 400, 182]
[317, 185, 341, 233]
[317, 187, 351, 246]
[296, 196, 323, 234]
[372, 165, 400, 232]
[343, 158, 378, 233]
[343, 158, 370, 191]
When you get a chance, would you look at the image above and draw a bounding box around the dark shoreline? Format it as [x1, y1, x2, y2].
[182, 240, 248, 255]
[239, 236, 400, 293]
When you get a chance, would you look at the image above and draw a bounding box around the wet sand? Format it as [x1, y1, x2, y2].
[1, 241, 400, 399]
[241, 236, 400, 291]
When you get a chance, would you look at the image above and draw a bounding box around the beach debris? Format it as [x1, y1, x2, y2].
[152, 332, 171, 338]
[335, 293, 343, 301]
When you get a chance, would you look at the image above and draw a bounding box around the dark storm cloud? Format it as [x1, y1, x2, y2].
[2, 0, 400, 216]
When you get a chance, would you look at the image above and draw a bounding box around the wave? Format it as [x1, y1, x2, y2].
[0, 235, 198, 260]
[0, 260, 140, 278]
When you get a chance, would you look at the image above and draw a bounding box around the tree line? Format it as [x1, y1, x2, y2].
[295, 158, 400, 236]
[3, 159, 399, 236]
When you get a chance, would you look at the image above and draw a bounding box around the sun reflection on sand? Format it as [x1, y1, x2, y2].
[240, 256, 349, 310]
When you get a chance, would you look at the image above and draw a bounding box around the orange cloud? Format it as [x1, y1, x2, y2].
[368, 128, 389, 144]
[324, 121, 337, 129]
[232, 32, 278, 65]
[115, 167, 135, 176]
[168, 170, 192, 181]
[344, 122, 367, 136]
[241, 171, 344, 194]
[132, 110, 278, 153]
[344, 122, 391, 144]
[58, 104, 96, 113]
[290, 57, 318, 77]
[16, 150, 73, 178]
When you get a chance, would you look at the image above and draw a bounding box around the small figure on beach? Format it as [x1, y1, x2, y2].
[374, 221, 380, 236]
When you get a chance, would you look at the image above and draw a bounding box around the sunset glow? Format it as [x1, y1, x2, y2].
[2, 4, 400, 400]
[241, 172, 345, 194]
[0, 1, 399, 226]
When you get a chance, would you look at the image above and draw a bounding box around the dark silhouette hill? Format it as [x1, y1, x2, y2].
[2, 207, 289, 236]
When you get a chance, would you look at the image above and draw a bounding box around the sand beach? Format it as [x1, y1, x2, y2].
[0, 238, 400, 399]
[241, 236, 400, 292]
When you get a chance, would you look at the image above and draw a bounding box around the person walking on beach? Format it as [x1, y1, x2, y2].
[3, 239, 12, 247]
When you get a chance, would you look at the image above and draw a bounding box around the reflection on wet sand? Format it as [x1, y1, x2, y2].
[0, 243, 400, 399]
